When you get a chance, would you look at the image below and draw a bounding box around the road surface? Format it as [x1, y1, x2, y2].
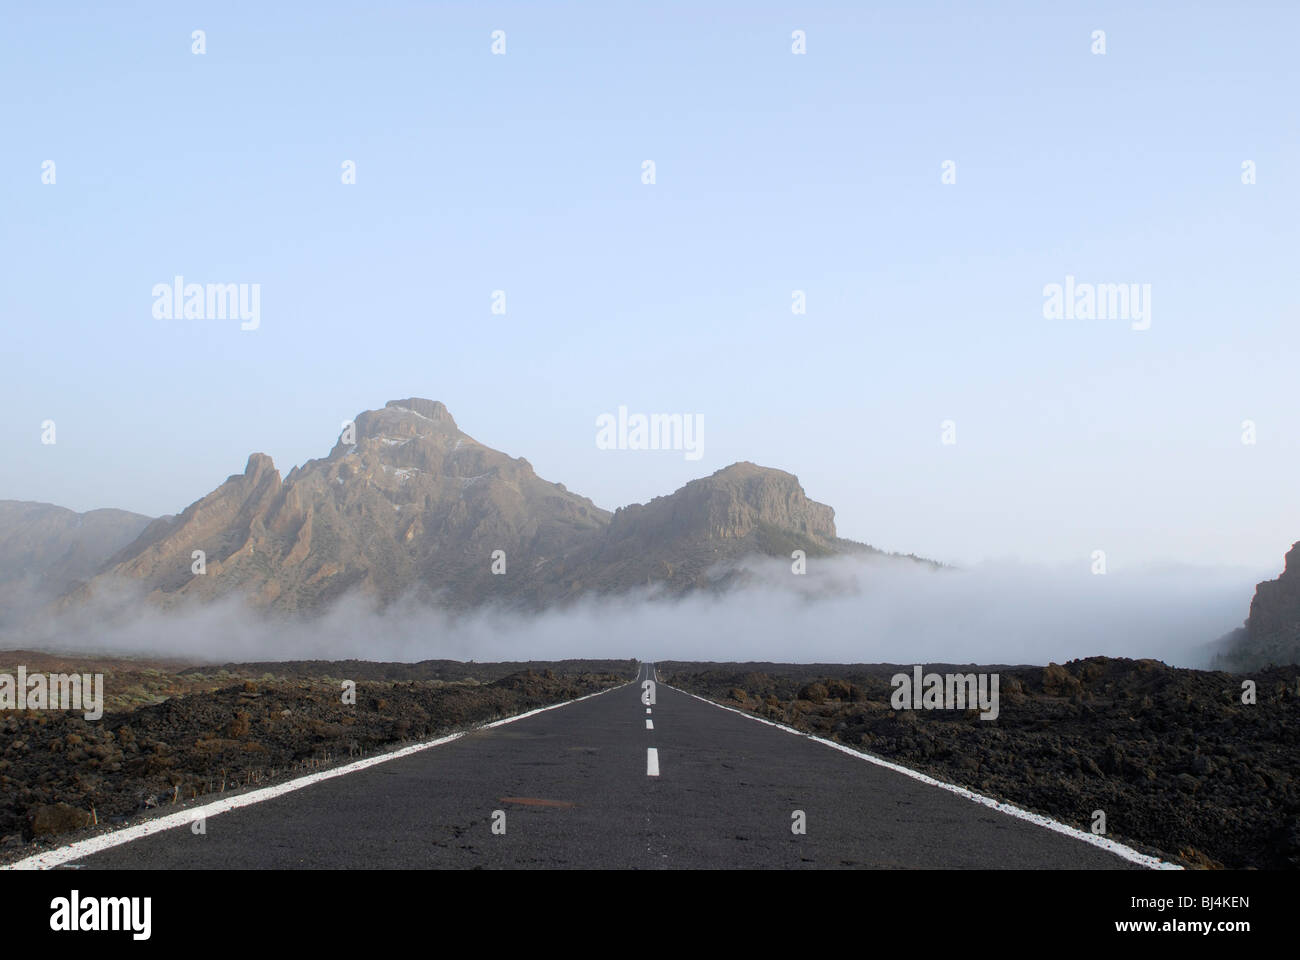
[49, 663, 1143, 869]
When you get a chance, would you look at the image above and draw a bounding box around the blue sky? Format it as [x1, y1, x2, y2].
[2, 0, 1297, 572]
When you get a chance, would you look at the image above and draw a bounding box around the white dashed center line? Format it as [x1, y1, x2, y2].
[645, 719, 653, 729]
[646, 748, 660, 777]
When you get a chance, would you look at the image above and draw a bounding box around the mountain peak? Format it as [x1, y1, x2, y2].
[244, 452, 277, 478]
[1283, 541, 1300, 575]
[609, 461, 836, 546]
[703, 461, 797, 486]
[383, 398, 457, 428]
[329, 399, 466, 458]
[51, 401, 898, 617]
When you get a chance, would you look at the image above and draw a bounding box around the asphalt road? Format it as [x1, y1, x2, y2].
[60, 663, 1139, 869]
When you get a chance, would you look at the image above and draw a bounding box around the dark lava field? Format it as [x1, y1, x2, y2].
[662, 657, 1300, 870]
[0, 651, 630, 859]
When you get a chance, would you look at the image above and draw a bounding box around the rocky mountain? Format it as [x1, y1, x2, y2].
[569, 461, 880, 596]
[62, 399, 609, 614]
[1212, 541, 1300, 670]
[33, 398, 913, 620]
[0, 502, 155, 625]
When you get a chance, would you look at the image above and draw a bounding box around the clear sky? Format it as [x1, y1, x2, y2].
[2, 1, 1297, 573]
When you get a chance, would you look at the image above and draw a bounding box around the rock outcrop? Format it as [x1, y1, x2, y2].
[575, 462, 871, 596]
[1212, 541, 1300, 669]
[66, 399, 610, 613]
[35, 398, 920, 619]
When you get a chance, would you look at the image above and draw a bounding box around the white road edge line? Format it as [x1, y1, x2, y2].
[665, 683, 1181, 871]
[646, 747, 660, 776]
[4, 678, 634, 871]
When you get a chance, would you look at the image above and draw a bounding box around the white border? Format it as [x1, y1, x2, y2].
[4, 681, 629, 870]
[665, 682, 1182, 870]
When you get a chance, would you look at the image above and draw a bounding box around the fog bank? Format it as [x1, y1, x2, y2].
[1, 556, 1264, 669]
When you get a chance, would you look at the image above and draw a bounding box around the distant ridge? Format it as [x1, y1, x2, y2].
[0, 501, 155, 625]
[5, 398, 934, 620]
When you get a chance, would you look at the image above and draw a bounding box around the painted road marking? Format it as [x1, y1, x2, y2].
[646, 707, 651, 714]
[646, 719, 653, 729]
[646, 748, 660, 776]
[665, 683, 1181, 870]
[4, 682, 632, 871]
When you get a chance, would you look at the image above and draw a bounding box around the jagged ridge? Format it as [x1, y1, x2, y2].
[47, 399, 911, 617]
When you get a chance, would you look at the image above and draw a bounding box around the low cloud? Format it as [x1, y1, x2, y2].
[1, 556, 1264, 669]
